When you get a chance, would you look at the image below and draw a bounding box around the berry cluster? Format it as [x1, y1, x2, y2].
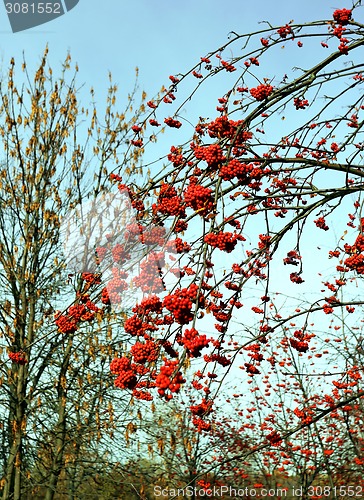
[159, 339, 179, 359]
[333, 8, 352, 25]
[167, 146, 185, 167]
[152, 196, 186, 218]
[203, 354, 231, 366]
[165, 237, 191, 254]
[251, 306, 264, 314]
[220, 59, 236, 72]
[163, 91, 176, 104]
[219, 159, 255, 183]
[95, 246, 108, 263]
[132, 295, 163, 316]
[133, 252, 166, 293]
[163, 284, 203, 325]
[124, 222, 144, 244]
[250, 84, 274, 101]
[196, 114, 252, 140]
[333, 25, 345, 39]
[179, 327, 210, 357]
[131, 340, 159, 364]
[323, 303, 334, 314]
[289, 338, 309, 352]
[149, 119, 160, 127]
[266, 431, 282, 446]
[132, 389, 154, 401]
[68, 303, 95, 321]
[338, 40, 349, 55]
[190, 398, 213, 416]
[173, 219, 188, 233]
[192, 70, 203, 79]
[101, 287, 110, 305]
[8, 351, 27, 365]
[194, 116, 253, 159]
[244, 343, 264, 362]
[192, 416, 211, 432]
[111, 244, 130, 265]
[141, 226, 166, 246]
[204, 231, 244, 252]
[124, 314, 144, 336]
[110, 357, 138, 389]
[184, 177, 215, 216]
[314, 217, 329, 231]
[107, 272, 129, 305]
[207, 116, 244, 140]
[54, 313, 78, 334]
[293, 407, 314, 424]
[245, 363, 260, 374]
[283, 250, 301, 266]
[55, 296, 99, 334]
[193, 144, 226, 168]
[81, 272, 102, 285]
[164, 117, 182, 128]
[277, 24, 293, 38]
[344, 233, 364, 274]
[258, 233, 271, 249]
[155, 358, 186, 400]
[290, 272, 304, 284]
[294, 97, 309, 109]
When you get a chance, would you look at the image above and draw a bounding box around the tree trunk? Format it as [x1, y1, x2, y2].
[2, 364, 27, 500]
[43, 338, 73, 500]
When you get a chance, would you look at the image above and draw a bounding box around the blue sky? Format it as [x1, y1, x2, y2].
[0, 0, 355, 175]
[0, 1, 348, 106]
[0, 0, 359, 309]
[0, 0, 357, 275]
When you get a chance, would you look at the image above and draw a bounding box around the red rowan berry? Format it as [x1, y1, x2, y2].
[164, 117, 182, 128]
[333, 8, 352, 25]
[250, 84, 273, 101]
[8, 351, 27, 365]
[184, 178, 214, 216]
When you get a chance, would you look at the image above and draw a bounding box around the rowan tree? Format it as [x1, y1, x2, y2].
[93, 1, 364, 490]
